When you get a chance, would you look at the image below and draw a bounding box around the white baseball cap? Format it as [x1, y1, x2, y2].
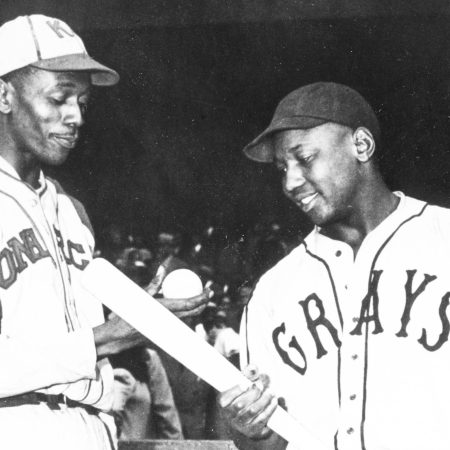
[0, 15, 119, 86]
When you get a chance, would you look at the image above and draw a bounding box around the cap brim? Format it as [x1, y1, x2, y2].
[31, 53, 119, 86]
[243, 116, 328, 162]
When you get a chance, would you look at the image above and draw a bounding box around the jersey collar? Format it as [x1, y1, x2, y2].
[307, 192, 426, 254]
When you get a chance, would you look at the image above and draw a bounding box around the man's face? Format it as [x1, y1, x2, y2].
[273, 123, 361, 227]
[7, 69, 91, 166]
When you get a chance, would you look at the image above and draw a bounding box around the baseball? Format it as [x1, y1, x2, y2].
[161, 268, 203, 298]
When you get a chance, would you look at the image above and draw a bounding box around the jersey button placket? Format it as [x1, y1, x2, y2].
[338, 264, 366, 450]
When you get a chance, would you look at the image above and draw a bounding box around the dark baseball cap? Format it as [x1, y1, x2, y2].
[243, 82, 380, 162]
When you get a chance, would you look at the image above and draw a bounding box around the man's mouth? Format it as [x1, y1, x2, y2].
[51, 134, 79, 149]
[300, 193, 318, 206]
[298, 193, 319, 211]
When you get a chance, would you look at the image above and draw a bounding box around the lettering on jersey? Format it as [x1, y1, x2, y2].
[270, 269, 450, 371]
[418, 292, 450, 351]
[350, 270, 384, 336]
[272, 322, 307, 375]
[0, 248, 16, 289]
[53, 226, 89, 269]
[397, 270, 437, 337]
[0, 228, 50, 289]
[299, 293, 341, 358]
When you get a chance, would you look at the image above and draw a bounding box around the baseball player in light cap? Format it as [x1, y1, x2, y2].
[0, 14, 210, 450]
[219, 82, 450, 450]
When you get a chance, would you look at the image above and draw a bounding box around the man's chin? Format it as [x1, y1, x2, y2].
[300, 208, 333, 228]
[40, 151, 71, 167]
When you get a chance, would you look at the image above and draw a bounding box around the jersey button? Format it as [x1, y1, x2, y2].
[347, 427, 355, 435]
[351, 354, 358, 360]
[350, 394, 356, 400]
[31, 198, 38, 207]
[335, 250, 342, 257]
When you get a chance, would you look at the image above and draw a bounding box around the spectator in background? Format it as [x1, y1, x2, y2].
[245, 221, 290, 282]
[203, 308, 240, 367]
[153, 231, 189, 273]
[216, 227, 248, 287]
[157, 303, 215, 440]
[115, 245, 153, 288]
[97, 223, 129, 263]
[110, 347, 183, 440]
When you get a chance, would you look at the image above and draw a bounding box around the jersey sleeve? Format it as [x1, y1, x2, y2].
[0, 328, 97, 397]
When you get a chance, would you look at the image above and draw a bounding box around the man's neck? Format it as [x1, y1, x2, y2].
[0, 148, 41, 188]
[321, 180, 399, 256]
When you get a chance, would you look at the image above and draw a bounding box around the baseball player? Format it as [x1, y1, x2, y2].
[0, 15, 210, 450]
[219, 82, 450, 450]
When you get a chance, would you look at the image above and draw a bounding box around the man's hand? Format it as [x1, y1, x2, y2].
[146, 258, 212, 318]
[156, 289, 212, 318]
[219, 365, 278, 440]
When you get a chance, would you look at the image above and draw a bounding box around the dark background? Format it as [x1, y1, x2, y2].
[2, 1, 450, 241]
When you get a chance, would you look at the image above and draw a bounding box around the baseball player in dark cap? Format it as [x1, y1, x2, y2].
[0, 14, 210, 450]
[219, 82, 450, 450]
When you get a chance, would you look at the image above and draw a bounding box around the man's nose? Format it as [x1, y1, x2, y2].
[63, 101, 84, 128]
[284, 165, 306, 193]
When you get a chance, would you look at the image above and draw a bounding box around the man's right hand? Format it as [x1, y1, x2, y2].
[146, 257, 213, 319]
[219, 365, 279, 440]
[156, 289, 211, 319]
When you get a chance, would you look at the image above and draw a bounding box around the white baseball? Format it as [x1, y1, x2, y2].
[161, 268, 203, 298]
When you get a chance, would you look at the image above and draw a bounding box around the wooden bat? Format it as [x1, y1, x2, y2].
[82, 258, 327, 449]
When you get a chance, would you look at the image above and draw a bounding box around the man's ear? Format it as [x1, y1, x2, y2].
[352, 127, 375, 163]
[0, 79, 12, 114]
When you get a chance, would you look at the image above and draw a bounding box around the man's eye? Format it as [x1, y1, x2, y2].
[49, 97, 64, 105]
[275, 164, 287, 173]
[298, 155, 313, 165]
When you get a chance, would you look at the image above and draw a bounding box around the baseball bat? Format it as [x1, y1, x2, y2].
[81, 258, 327, 450]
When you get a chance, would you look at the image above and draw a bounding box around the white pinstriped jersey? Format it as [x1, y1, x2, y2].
[241, 192, 450, 450]
[0, 155, 113, 411]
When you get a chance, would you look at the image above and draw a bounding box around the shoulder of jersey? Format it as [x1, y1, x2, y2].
[424, 202, 450, 245]
[47, 177, 95, 238]
[257, 239, 309, 286]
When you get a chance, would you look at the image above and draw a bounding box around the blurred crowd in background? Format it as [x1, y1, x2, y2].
[95, 219, 303, 441]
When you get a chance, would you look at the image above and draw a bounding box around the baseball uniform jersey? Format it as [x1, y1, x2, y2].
[241, 192, 450, 450]
[0, 155, 115, 449]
